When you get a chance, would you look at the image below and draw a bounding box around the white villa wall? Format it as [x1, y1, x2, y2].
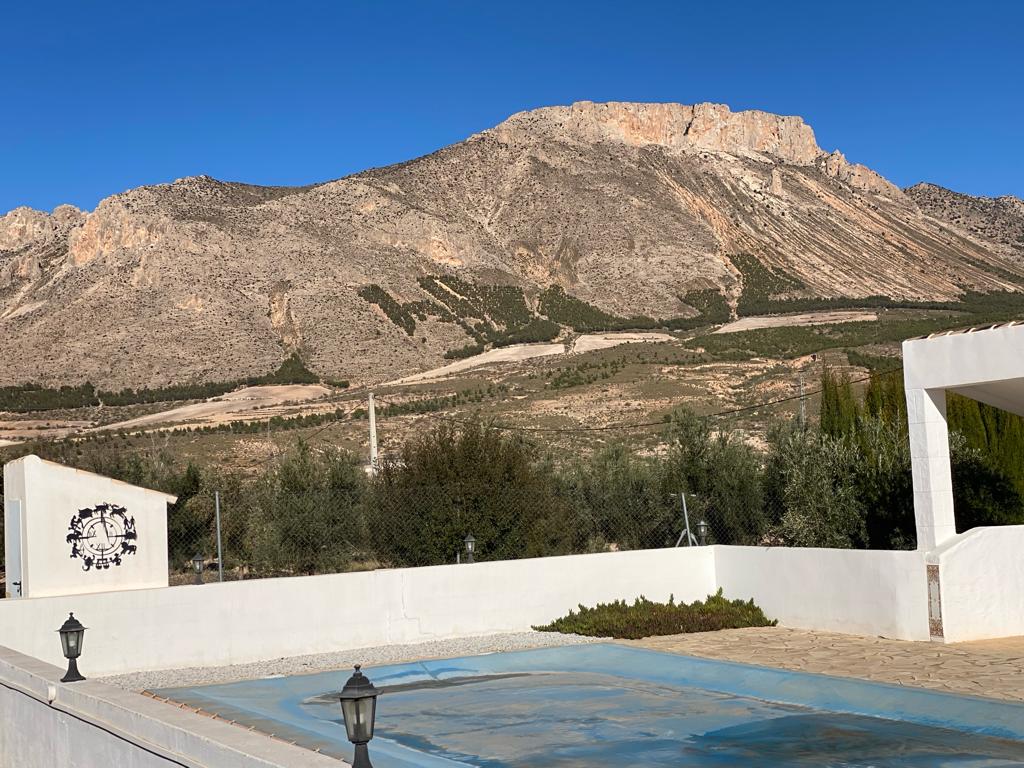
[903, 324, 1024, 552]
[930, 526, 1024, 643]
[0, 547, 716, 676]
[714, 546, 931, 641]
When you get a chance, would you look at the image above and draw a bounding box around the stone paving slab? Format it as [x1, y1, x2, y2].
[623, 627, 1024, 702]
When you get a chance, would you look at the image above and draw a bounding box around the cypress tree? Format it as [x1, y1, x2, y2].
[820, 368, 857, 438]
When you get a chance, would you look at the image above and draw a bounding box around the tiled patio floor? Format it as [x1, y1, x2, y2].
[624, 627, 1024, 702]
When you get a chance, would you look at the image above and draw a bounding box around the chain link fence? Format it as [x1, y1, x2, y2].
[10, 411, 1015, 590]
[167, 478, 782, 585]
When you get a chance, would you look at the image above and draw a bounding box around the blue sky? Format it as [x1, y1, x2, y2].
[2, 0, 1021, 214]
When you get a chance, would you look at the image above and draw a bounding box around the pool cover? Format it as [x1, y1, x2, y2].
[155, 644, 1024, 767]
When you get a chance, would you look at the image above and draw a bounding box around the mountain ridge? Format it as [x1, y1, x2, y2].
[1, 101, 1022, 389]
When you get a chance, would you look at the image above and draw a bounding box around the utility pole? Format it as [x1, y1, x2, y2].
[368, 392, 378, 475]
[798, 373, 806, 428]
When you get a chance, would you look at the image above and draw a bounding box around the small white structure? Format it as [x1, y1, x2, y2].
[903, 322, 1024, 551]
[4, 455, 176, 599]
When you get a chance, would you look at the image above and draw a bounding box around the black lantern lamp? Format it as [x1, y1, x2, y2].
[57, 613, 86, 683]
[192, 553, 205, 585]
[697, 519, 709, 546]
[464, 534, 476, 564]
[339, 665, 380, 768]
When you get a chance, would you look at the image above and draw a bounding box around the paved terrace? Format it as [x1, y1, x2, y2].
[105, 628, 1024, 705]
[628, 627, 1024, 702]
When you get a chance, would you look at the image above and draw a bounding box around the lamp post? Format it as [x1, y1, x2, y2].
[463, 534, 476, 564]
[192, 553, 205, 585]
[57, 613, 86, 683]
[339, 665, 380, 768]
[697, 519, 709, 546]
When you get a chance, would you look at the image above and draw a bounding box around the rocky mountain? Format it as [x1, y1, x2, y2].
[2, 101, 1022, 389]
[906, 182, 1024, 258]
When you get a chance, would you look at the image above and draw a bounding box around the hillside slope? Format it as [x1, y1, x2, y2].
[1, 101, 1022, 389]
[906, 182, 1024, 258]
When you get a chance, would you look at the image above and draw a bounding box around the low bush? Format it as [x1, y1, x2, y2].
[533, 589, 776, 639]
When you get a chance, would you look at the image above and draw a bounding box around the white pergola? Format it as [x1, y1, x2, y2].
[903, 321, 1024, 551]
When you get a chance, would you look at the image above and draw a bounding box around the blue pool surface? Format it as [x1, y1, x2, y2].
[155, 644, 1024, 767]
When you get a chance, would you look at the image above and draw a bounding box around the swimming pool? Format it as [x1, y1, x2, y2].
[155, 644, 1024, 766]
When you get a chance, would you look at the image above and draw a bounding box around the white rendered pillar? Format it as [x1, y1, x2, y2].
[906, 387, 955, 551]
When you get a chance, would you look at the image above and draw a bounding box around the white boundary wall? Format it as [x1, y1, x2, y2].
[715, 546, 930, 641]
[0, 547, 716, 676]
[2, 532, 1017, 676]
[0, 543, 946, 677]
[929, 525, 1024, 643]
[0, 533, 1018, 767]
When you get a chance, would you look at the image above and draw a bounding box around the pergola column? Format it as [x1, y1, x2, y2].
[906, 387, 955, 551]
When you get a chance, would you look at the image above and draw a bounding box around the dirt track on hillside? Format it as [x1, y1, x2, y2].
[91, 385, 333, 432]
[714, 310, 877, 334]
[388, 332, 676, 385]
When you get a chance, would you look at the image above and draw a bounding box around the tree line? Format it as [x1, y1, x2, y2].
[0, 353, 334, 413]
[2, 369, 1020, 576]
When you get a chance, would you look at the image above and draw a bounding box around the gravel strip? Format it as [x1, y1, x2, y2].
[100, 631, 598, 691]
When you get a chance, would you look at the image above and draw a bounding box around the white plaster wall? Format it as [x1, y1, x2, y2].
[3, 459, 27, 597]
[4, 455, 175, 598]
[714, 546, 931, 641]
[903, 324, 1024, 394]
[905, 387, 957, 550]
[0, 547, 716, 676]
[8, 539, 1014, 678]
[0, 647, 340, 768]
[0, 687, 177, 768]
[930, 526, 1024, 643]
[902, 324, 1024, 553]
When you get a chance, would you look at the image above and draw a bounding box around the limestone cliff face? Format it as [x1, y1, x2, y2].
[0, 205, 83, 251]
[0, 101, 1020, 388]
[819, 151, 901, 196]
[492, 102, 823, 164]
[0, 204, 85, 291]
[490, 101, 900, 196]
[269, 282, 303, 350]
[67, 196, 168, 266]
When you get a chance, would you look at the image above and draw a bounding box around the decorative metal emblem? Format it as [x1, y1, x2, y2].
[67, 503, 138, 571]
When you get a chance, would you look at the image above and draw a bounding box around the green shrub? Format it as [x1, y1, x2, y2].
[368, 421, 576, 567]
[562, 443, 679, 550]
[534, 590, 776, 639]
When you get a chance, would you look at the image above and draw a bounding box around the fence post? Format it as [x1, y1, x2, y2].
[674, 492, 696, 547]
[215, 491, 224, 583]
